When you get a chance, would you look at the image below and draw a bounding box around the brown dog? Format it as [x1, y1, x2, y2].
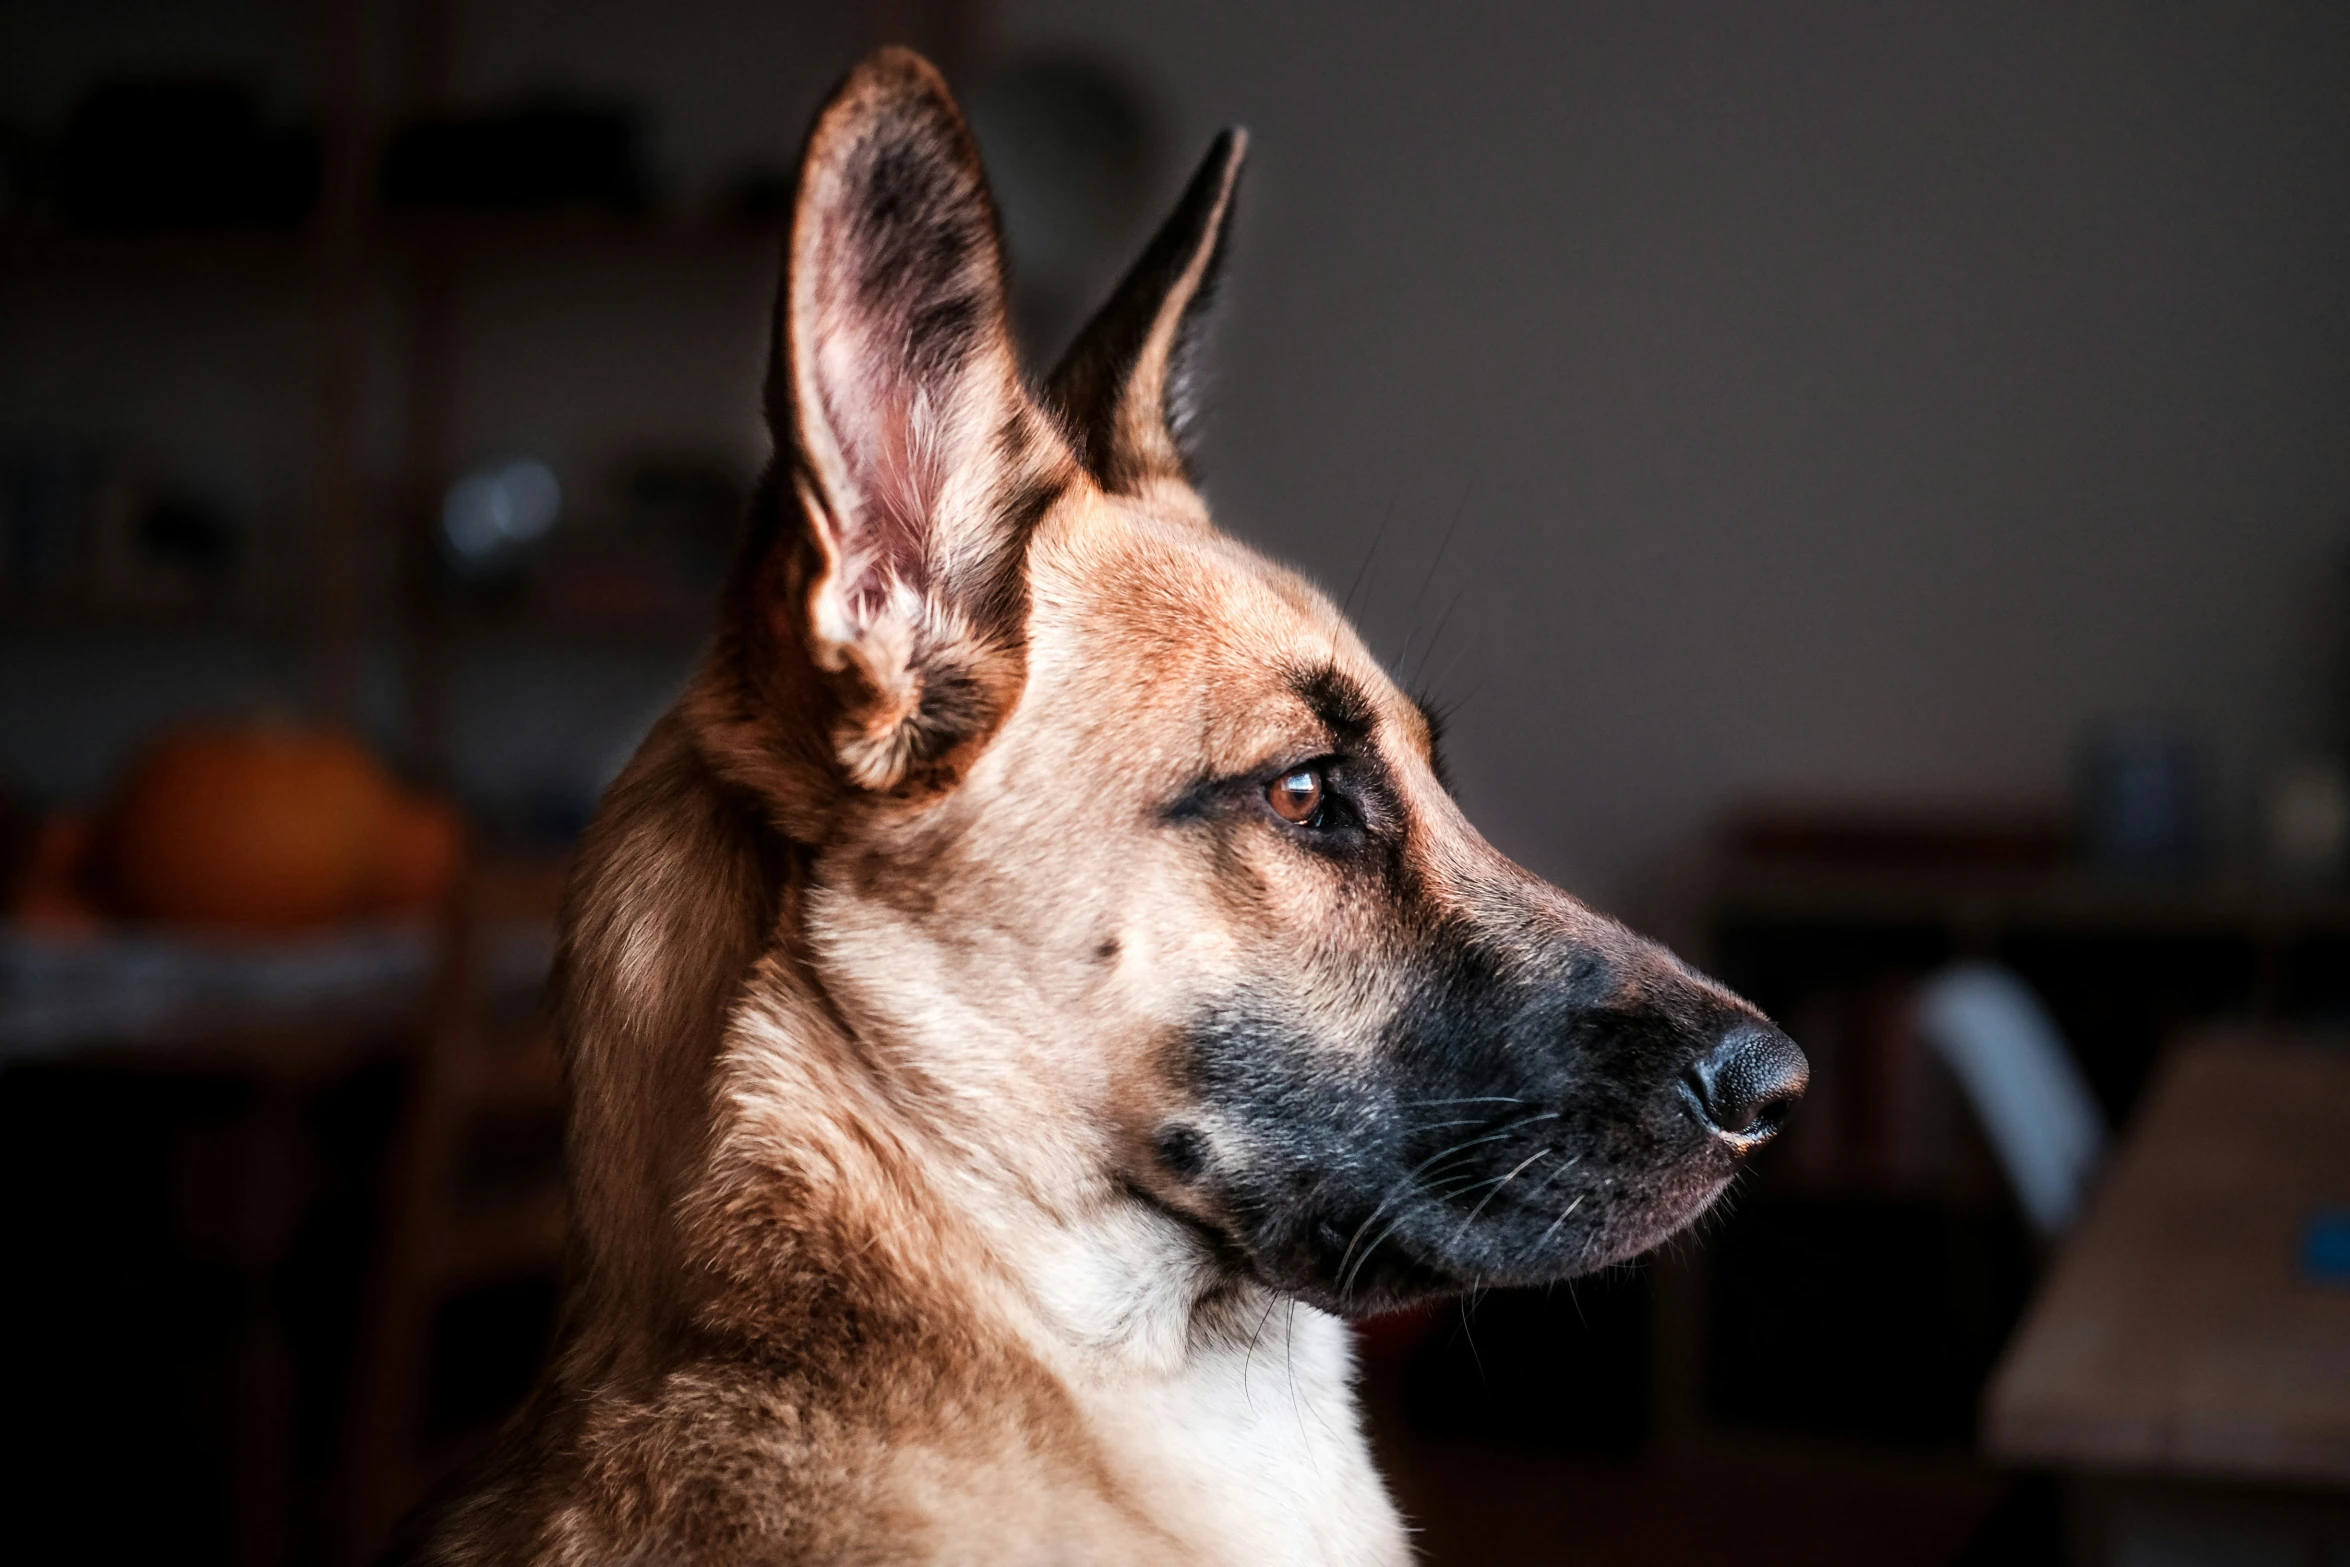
[408, 47, 1806, 1566]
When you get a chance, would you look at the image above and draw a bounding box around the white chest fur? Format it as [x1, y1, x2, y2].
[1004, 1205, 1408, 1566]
[1078, 1303, 1408, 1566]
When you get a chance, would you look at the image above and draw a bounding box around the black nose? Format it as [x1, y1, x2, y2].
[1684, 1024, 1808, 1144]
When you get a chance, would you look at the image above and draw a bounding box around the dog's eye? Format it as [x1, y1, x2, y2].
[1268, 767, 1326, 826]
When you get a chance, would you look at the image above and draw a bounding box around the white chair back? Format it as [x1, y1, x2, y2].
[1915, 963, 2108, 1238]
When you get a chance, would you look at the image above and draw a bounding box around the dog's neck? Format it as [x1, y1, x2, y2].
[557, 682, 1234, 1374]
[688, 947, 1407, 1565]
[695, 932, 1240, 1378]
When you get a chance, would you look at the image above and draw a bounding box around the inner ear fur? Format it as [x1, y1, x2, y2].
[1048, 129, 1247, 497]
[735, 47, 1075, 801]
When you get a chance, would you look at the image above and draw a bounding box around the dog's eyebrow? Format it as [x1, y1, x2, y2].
[1159, 666, 1389, 824]
[1292, 665, 1378, 746]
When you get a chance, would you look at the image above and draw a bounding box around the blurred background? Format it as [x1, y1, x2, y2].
[4, 2, 2349, 1563]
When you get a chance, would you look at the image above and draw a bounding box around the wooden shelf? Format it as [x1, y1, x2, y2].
[0, 600, 305, 638]
[1707, 861, 2350, 939]
[443, 605, 712, 649]
[0, 210, 782, 277]
[0, 598, 712, 649]
[387, 209, 784, 256]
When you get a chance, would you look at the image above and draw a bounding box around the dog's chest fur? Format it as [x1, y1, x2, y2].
[1020, 1229, 1408, 1564]
[1086, 1323, 1407, 1564]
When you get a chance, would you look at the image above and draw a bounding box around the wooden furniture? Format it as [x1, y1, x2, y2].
[0, 1003, 416, 1567]
[2, 870, 565, 1567]
[1985, 1031, 2350, 1561]
[341, 858, 569, 1563]
[1, 921, 441, 1567]
[1639, 813, 2350, 1454]
[1987, 1033, 2350, 1482]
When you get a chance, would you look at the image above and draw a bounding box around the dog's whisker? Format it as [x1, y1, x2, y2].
[1535, 1193, 1587, 1250]
[1337, 1163, 1493, 1301]
[1335, 1111, 1565, 1304]
[1424, 628, 1482, 707]
[1516, 1151, 1582, 1204]
[1339, 1205, 1423, 1302]
[1339, 490, 1398, 619]
[1448, 1147, 1550, 1246]
[1335, 1108, 1563, 1287]
[1333, 1126, 1520, 1291]
[1392, 482, 1469, 678]
[1403, 1115, 1559, 1184]
[1239, 1288, 1283, 1411]
[1407, 585, 1468, 690]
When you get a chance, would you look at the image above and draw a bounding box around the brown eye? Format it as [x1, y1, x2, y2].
[1268, 767, 1325, 825]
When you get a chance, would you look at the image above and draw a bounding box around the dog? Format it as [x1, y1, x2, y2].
[409, 47, 1806, 1566]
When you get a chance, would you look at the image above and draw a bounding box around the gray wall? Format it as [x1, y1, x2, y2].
[993, 0, 2350, 900]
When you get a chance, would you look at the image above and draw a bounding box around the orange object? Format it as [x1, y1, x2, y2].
[372, 792, 467, 913]
[105, 724, 404, 931]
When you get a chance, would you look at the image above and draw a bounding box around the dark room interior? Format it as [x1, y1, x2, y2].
[4, 3, 2349, 1564]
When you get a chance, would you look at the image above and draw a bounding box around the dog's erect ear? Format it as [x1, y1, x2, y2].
[1047, 129, 1246, 497]
[760, 48, 1072, 793]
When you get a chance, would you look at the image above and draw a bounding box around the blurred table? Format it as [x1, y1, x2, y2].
[0, 919, 553, 1065]
[0, 904, 559, 1567]
[1986, 1031, 2350, 1560]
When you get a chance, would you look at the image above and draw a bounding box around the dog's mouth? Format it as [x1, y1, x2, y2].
[1161, 1102, 1759, 1320]
[1298, 1168, 1737, 1318]
[1156, 982, 1807, 1318]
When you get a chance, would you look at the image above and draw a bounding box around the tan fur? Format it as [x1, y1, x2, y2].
[408, 48, 1756, 1567]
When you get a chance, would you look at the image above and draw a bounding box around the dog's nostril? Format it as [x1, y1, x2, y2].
[1684, 1024, 1809, 1144]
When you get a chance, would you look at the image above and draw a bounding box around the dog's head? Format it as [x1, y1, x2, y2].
[707, 50, 1804, 1319]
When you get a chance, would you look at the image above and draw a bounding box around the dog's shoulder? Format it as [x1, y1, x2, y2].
[420, 957, 1196, 1565]
[410, 1350, 1197, 1566]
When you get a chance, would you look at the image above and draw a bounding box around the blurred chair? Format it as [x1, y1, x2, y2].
[340, 857, 569, 1563]
[1914, 963, 2108, 1239]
